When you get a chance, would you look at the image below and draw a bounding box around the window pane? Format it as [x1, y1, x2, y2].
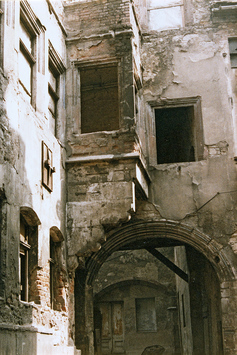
[20, 22, 32, 53]
[49, 94, 56, 115]
[19, 51, 31, 94]
[149, 6, 183, 31]
[49, 70, 57, 92]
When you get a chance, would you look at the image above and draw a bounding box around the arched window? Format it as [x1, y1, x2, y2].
[19, 207, 40, 302]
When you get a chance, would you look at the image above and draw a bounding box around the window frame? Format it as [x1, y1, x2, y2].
[78, 61, 120, 134]
[148, 0, 185, 31]
[19, 0, 41, 108]
[228, 38, 237, 69]
[149, 97, 204, 165]
[42, 141, 55, 192]
[19, 215, 31, 301]
[48, 41, 65, 136]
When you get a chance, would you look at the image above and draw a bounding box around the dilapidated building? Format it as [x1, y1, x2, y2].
[0, 0, 237, 354]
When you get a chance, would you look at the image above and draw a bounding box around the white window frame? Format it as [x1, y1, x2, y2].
[148, 0, 184, 31]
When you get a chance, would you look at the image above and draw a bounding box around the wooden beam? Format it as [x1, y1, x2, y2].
[145, 247, 189, 283]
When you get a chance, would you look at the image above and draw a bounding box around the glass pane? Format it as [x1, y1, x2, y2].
[19, 51, 31, 94]
[149, 6, 183, 31]
[49, 70, 57, 92]
[20, 22, 32, 53]
[49, 94, 56, 115]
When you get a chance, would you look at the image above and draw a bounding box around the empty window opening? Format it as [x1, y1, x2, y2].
[136, 297, 157, 332]
[155, 106, 196, 164]
[80, 64, 119, 134]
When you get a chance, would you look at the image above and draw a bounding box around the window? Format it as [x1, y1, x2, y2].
[19, 1, 41, 106]
[48, 41, 65, 136]
[229, 38, 237, 68]
[19, 207, 40, 303]
[42, 141, 55, 192]
[0, 3, 4, 68]
[148, 0, 184, 31]
[19, 215, 30, 301]
[80, 64, 119, 133]
[154, 98, 203, 164]
[49, 236, 56, 308]
[49, 227, 64, 310]
[136, 298, 157, 332]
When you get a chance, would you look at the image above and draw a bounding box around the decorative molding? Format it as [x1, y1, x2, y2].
[49, 40, 66, 74]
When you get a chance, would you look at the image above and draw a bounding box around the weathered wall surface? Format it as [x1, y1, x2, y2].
[93, 248, 179, 354]
[64, 1, 237, 354]
[0, 1, 74, 354]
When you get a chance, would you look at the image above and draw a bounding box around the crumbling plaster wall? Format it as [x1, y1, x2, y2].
[0, 1, 72, 353]
[139, 4, 237, 249]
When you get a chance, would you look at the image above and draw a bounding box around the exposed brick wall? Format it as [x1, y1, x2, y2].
[64, 0, 131, 37]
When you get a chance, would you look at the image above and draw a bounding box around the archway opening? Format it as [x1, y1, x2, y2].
[74, 221, 229, 355]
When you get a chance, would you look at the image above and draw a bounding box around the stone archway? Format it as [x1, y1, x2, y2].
[75, 220, 237, 354]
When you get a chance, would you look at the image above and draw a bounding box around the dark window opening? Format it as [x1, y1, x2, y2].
[80, 64, 119, 134]
[155, 106, 197, 164]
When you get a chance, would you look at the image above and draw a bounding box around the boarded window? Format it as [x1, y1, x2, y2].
[136, 297, 157, 332]
[155, 98, 203, 164]
[80, 64, 119, 133]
